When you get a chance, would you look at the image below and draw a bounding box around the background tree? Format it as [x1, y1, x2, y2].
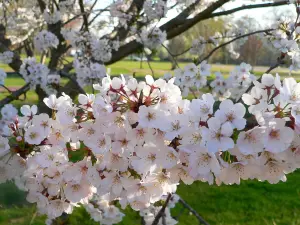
[0, 0, 290, 111]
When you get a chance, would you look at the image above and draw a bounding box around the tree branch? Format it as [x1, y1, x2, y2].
[196, 28, 274, 64]
[209, 1, 288, 18]
[88, 7, 110, 26]
[110, 0, 146, 41]
[162, 43, 180, 69]
[178, 198, 210, 225]
[163, 0, 230, 39]
[0, 84, 12, 93]
[106, 0, 228, 64]
[151, 194, 172, 225]
[59, 71, 86, 94]
[79, 0, 90, 32]
[36, 0, 46, 12]
[236, 56, 284, 103]
[0, 83, 30, 106]
[0, 26, 23, 76]
[106, 0, 289, 65]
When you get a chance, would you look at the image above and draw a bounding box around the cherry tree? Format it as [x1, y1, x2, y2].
[1, 0, 300, 224]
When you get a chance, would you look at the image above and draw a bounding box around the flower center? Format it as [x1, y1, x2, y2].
[146, 112, 155, 121]
[29, 132, 37, 139]
[269, 129, 280, 140]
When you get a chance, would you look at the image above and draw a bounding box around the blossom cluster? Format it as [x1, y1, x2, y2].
[171, 62, 256, 100]
[19, 57, 59, 95]
[189, 34, 220, 55]
[19, 57, 49, 90]
[73, 60, 107, 88]
[84, 197, 125, 225]
[210, 63, 256, 100]
[34, 31, 59, 53]
[0, 68, 7, 85]
[58, 0, 79, 13]
[0, 104, 17, 136]
[190, 37, 206, 55]
[143, 0, 168, 21]
[0, 51, 13, 64]
[138, 27, 167, 49]
[61, 29, 119, 64]
[0, 66, 300, 224]
[267, 17, 300, 71]
[140, 194, 180, 225]
[43, 9, 61, 24]
[110, 1, 132, 28]
[173, 61, 211, 97]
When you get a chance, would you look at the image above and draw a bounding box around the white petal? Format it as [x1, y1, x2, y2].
[221, 122, 233, 137]
[207, 118, 221, 131]
[20, 105, 31, 116]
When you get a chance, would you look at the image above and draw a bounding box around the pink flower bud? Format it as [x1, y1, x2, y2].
[16, 136, 22, 142]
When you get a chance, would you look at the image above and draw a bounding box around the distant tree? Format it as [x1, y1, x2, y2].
[240, 35, 263, 66]
[166, 36, 187, 69]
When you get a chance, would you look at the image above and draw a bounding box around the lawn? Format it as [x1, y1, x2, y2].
[1, 60, 300, 225]
[1, 59, 300, 104]
[2, 172, 300, 225]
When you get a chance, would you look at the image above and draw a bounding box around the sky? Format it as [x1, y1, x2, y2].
[228, 2, 296, 26]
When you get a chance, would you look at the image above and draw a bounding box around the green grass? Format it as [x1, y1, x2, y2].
[2, 60, 300, 105]
[1, 172, 300, 225]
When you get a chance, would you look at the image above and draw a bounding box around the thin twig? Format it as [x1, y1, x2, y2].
[151, 193, 172, 225]
[0, 84, 12, 93]
[161, 43, 180, 69]
[197, 28, 274, 64]
[143, 50, 155, 78]
[265, 62, 281, 74]
[236, 6, 299, 103]
[106, 0, 288, 65]
[0, 83, 30, 106]
[179, 198, 210, 225]
[290, 4, 300, 37]
[88, 7, 110, 25]
[172, 47, 191, 57]
[208, 1, 288, 19]
[189, 87, 198, 98]
[236, 58, 283, 103]
[59, 71, 86, 94]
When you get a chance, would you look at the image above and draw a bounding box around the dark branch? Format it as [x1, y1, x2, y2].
[88, 7, 109, 26]
[162, 44, 180, 69]
[0, 84, 12, 93]
[36, 0, 46, 12]
[236, 54, 285, 103]
[106, 0, 289, 65]
[79, 0, 90, 32]
[209, 1, 288, 18]
[196, 29, 274, 64]
[164, 0, 230, 39]
[151, 194, 172, 225]
[0, 83, 30, 106]
[59, 71, 86, 94]
[106, 0, 229, 64]
[111, 0, 146, 41]
[178, 198, 210, 225]
[0, 26, 23, 76]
